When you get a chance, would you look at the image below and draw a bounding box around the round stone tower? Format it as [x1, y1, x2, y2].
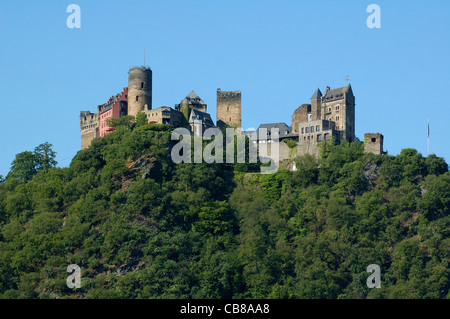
[128, 66, 152, 116]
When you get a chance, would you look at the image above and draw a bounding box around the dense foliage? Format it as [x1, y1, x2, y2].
[0, 124, 448, 299]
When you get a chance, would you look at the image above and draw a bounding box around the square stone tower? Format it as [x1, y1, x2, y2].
[321, 84, 355, 141]
[216, 89, 241, 128]
[80, 111, 99, 150]
[364, 133, 384, 155]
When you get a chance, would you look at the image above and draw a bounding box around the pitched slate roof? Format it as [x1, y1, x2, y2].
[187, 91, 199, 99]
[183, 90, 206, 105]
[311, 88, 322, 100]
[323, 85, 352, 101]
[258, 123, 291, 137]
[188, 108, 214, 126]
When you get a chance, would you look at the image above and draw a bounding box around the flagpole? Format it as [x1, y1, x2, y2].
[427, 118, 430, 156]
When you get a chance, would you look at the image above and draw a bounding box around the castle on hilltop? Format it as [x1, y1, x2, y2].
[80, 66, 384, 159]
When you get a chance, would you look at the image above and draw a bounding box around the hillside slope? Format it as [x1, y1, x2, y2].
[0, 124, 448, 299]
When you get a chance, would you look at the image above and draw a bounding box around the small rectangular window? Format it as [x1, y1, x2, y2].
[136, 96, 139, 102]
[301, 128, 304, 134]
[305, 127, 309, 133]
[141, 82, 144, 89]
[316, 125, 320, 132]
[311, 126, 314, 133]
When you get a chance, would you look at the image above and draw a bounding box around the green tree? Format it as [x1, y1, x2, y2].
[425, 154, 448, 176]
[7, 151, 38, 181]
[193, 201, 236, 237]
[0, 116, 449, 300]
[135, 112, 148, 128]
[292, 154, 319, 187]
[34, 142, 57, 172]
[418, 172, 450, 220]
[107, 115, 135, 130]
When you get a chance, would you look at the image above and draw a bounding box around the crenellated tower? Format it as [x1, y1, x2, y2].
[80, 111, 99, 150]
[216, 89, 241, 128]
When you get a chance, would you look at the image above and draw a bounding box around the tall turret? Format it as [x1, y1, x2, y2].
[216, 89, 241, 128]
[310, 88, 322, 121]
[128, 66, 152, 116]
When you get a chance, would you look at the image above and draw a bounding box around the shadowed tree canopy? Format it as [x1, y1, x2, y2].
[0, 125, 448, 299]
[6, 143, 57, 181]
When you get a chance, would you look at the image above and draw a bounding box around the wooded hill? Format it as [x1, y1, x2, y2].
[0, 121, 448, 299]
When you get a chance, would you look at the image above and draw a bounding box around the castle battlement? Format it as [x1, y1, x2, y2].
[216, 89, 241, 128]
[80, 111, 98, 132]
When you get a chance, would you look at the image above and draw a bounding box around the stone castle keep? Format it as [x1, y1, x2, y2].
[80, 66, 384, 159]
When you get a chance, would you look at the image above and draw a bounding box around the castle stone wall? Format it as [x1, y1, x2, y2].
[292, 104, 311, 134]
[80, 111, 99, 150]
[364, 133, 383, 155]
[217, 89, 241, 128]
[81, 128, 99, 150]
[146, 106, 183, 127]
[255, 141, 292, 169]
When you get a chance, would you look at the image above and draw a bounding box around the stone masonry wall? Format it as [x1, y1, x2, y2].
[216, 89, 241, 128]
[364, 133, 383, 155]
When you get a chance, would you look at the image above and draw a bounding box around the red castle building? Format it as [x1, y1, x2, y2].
[98, 88, 128, 138]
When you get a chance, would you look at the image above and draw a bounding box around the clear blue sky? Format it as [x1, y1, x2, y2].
[1, 0, 449, 175]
